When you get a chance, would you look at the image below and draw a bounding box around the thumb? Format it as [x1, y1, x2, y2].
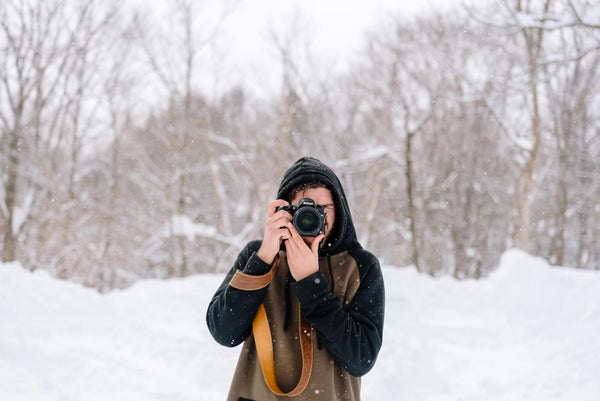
[311, 234, 325, 255]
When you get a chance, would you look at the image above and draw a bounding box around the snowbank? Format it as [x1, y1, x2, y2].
[1, 250, 599, 401]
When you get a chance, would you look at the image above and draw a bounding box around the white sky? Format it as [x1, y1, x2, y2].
[132, 0, 463, 98]
[224, 0, 460, 54]
[215, 0, 462, 95]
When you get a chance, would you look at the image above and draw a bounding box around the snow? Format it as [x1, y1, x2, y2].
[1, 249, 599, 401]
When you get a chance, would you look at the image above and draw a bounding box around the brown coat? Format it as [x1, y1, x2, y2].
[227, 250, 362, 401]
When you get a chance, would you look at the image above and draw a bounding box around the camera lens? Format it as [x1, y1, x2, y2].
[298, 211, 317, 231]
[294, 208, 322, 236]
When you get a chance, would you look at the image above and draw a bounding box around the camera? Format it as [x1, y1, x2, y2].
[276, 198, 326, 237]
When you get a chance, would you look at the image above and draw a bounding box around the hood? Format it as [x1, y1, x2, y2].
[276, 157, 360, 256]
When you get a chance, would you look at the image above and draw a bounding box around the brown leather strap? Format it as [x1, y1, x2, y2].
[230, 256, 313, 396]
[253, 303, 313, 397]
[229, 258, 280, 290]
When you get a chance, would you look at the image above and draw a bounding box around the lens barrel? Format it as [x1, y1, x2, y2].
[294, 207, 321, 236]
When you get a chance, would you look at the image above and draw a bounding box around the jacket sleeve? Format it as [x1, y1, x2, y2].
[290, 249, 385, 377]
[205, 240, 273, 347]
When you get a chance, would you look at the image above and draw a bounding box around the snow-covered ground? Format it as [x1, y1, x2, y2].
[1, 249, 599, 401]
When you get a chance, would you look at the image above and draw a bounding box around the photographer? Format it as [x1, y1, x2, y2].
[206, 157, 385, 401]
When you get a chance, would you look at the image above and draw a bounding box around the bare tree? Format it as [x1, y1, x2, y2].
[3, 0, 598, 290]
[130, 0, 239, 276]
[0, 0, 119, 266]
[542, 27, 600, 267]
[466, 0, 600, 257]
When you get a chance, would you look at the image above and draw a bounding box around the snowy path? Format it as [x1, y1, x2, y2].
[1, 250, 599, 400]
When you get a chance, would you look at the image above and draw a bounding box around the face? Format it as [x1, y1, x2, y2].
[290, 186, 336, 246]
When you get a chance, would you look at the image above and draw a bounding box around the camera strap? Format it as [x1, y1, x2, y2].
[229, 257, 314, 397]
[229, 257, 281, 290]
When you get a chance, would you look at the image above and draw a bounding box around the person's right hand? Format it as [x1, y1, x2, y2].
[256, 199, 292, 264]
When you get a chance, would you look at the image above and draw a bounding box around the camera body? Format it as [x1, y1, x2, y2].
[276, 198, 326, 237]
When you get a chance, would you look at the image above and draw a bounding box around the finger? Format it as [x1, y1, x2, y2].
[267, 199, 289, 217]
[267, 223, 290, 239]
[286, 222, 304, 245]
[279, 227, 291, 241]
[280, 223, 298, 253]
[266, 214, 292, 231]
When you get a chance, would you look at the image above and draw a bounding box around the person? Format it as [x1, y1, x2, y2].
[206, 156, 385, 401]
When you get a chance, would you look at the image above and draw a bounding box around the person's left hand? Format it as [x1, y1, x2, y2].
[284, 222, 324, 281]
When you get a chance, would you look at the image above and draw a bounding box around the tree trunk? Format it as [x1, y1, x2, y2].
[517, 0, 549, 253]
[1, 131, 19, 262]
[405, 130, 420, 271]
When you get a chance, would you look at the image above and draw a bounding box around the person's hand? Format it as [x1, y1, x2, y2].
[284, 222, 324, 281]
[257, 200, 292, 264]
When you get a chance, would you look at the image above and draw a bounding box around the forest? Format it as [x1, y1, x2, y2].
[1, 0, 599, 291]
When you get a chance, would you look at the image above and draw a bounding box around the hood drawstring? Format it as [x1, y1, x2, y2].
[283, 271, 292, 332]
[317, 256, 336, 351]
[327, 255, 335, 293]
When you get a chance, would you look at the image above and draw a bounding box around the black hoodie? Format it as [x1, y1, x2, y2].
[206, 157, 385, 401]
[276, 156, 360, 256]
